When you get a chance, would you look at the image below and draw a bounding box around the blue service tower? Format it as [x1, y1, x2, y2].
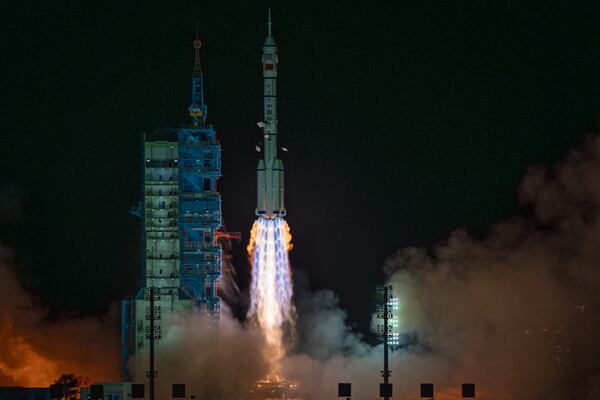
[121, 36, 222, 378]
[256, 10, 286, 219]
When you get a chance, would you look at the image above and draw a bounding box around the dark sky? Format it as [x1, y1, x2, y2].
[1, 1, 600, 336]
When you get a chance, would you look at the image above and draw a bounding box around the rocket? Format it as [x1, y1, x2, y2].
[256, 10, 286, 218]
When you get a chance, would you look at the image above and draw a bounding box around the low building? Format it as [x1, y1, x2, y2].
[0, 387, 50, 400]
[80, 383, 133, 400]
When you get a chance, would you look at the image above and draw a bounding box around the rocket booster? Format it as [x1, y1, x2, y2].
[256, 10, 286, 218]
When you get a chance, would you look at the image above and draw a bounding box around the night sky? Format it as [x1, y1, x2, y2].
[2, 1, 600, 336]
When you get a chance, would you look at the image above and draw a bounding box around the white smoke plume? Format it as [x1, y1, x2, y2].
[129, 310, 268, 399]
[378, 135, 600, 398]
[278, 135, 600, 399]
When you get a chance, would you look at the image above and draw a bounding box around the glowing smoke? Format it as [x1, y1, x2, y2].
[0, 242, 120, 385]
[247, 217, 295, 378]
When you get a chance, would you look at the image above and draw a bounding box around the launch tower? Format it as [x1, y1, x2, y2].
[121, 36, 222, 378]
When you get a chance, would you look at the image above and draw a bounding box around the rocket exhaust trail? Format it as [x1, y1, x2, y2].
[248, 10, 295, 379]
[247, 218, 294, 378]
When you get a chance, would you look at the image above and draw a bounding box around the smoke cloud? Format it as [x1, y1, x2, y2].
[274, 135, 600, 399]
[0, 243, 120, 386]
[130, 311, 268, 399]
[378, 135, 600, 398]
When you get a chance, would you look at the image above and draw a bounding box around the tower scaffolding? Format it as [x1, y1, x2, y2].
[121, 33, 222, 379]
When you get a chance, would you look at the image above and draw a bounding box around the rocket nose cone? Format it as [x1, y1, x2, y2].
[264, 36, 276, 46]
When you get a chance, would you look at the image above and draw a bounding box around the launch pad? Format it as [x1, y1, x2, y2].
[248, 379, 307, 400]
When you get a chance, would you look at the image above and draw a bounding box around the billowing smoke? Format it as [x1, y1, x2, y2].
[383, 135, 600, 398]
[129, 311, 268, 399]
[279, 135, 600, 399]
[0, 242, 120, 385]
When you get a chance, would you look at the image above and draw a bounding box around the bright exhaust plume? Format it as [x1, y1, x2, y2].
[247, 217, 295, 378]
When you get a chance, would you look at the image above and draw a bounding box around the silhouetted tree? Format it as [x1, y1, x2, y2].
[54, 374, 88, 400]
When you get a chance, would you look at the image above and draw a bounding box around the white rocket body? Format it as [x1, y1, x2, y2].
[256, 12, 285, 218]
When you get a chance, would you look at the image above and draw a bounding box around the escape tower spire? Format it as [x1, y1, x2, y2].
[189, 27, 207, 126]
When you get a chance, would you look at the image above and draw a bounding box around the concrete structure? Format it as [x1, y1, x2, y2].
[121, 35, 222, 378]
[256, 10, 286, 218]
[80, 383, 133, 400]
